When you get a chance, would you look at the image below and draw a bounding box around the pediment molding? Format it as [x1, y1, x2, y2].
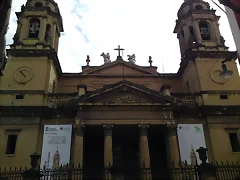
[82, 60, 156, 75]
[66, 81, 185, 106]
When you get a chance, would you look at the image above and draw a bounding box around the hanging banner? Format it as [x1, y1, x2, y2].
[177, 124, 207, 165]
[40, 125, 73, 169]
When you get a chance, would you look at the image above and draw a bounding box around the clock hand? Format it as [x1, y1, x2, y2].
[19, 71, 26, 77]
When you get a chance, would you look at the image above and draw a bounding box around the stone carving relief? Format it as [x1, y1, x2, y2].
[106, 93, 148, 103]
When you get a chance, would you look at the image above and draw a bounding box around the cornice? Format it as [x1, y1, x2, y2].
[172, 90, 240, 96]
[7, 48, 62, 75]
[16, 6, 64, 32]
[177, 50, 237, 76]
[1, 104, 239, 118]
[0, 106, 77, 118]
[0, 90, 45, 95]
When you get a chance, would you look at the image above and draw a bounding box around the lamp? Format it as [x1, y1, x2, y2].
[219, 61, 233, 79]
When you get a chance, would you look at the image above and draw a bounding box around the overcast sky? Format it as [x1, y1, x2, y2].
[6, 0, 237, 73]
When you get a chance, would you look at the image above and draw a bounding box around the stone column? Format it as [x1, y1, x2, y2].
[103, 124, 114, 166]
[39, 17, 47, 41]
[138, 124, 151, 180]
[211, 21, 221, 44]
[73, 120, 85, 167]
[55, 33, 60, 53]
[103, 124, 114, 180]
[193, 20, 202, 43]
[167, 125, 180, 167]
[51, 22, 57, 47]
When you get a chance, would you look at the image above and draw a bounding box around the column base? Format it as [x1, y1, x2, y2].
[140, 168, 152, 180]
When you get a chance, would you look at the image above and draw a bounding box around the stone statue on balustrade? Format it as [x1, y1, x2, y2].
[101, 52, 111, 64]
[127, 54, 136, 64]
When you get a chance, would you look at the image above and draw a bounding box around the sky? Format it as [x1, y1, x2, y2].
[6, 0, 237, 73]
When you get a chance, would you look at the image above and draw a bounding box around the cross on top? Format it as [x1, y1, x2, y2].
[114, 45, 125, 60]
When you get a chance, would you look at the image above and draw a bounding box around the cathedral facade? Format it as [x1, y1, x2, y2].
[0, 0, 240, 178]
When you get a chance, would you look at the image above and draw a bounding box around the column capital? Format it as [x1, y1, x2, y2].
[138, 123, 150, 129]
[103, 124, 114, 136]
[167, 124, 178, 136]
[74, 123, 85, 137]
[138, 124, 150, 136]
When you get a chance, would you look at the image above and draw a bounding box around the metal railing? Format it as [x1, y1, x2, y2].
[0, 161, 239, 180]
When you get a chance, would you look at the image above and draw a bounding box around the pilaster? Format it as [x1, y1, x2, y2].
[19, 17, 30, 41]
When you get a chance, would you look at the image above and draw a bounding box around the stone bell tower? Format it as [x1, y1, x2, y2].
[0, 0, 63, 101]
[174, 0, 240, 94]
[13, 0, 63, 52]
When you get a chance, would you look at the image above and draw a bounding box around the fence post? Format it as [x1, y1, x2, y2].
[196, 147, 216, 180]
[22, 153, 43, 180]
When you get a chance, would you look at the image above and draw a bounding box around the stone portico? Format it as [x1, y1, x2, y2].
[73, 123, 179, 179]
[67, 80, 185, 179]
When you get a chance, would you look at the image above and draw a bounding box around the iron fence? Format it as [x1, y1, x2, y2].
[0, 161, 240, 180]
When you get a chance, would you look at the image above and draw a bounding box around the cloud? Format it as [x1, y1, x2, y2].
[75, 25, 90, 43]
[6, 0, 237, 73]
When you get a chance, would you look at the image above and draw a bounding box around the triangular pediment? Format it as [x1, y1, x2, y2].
[82, 60, 157, 76]
[67, 81, 184, 105]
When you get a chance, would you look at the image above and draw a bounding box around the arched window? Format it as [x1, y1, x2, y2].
[195, 5, 203, 10]
[34, 2, 43, 7]
[29, 18, 40, 38]
[199, 21, 211, 40]
[188, 26, 196, 43]
[45, 24, 52, 43]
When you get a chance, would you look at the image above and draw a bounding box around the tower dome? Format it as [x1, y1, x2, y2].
[177, 0, 211, 18]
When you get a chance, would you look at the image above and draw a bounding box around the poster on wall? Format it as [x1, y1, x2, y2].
[40, 125, 72, 169]
[177, 124, 207, 165]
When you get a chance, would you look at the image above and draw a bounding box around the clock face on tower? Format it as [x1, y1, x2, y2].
[209, 68, 232, 85]
[13, 67, 34, 84]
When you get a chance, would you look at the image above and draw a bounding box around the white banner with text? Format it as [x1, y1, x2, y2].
[40, 125, 72, 169]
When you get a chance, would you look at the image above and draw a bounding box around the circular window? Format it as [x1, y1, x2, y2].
[34, 2, 43, 7]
